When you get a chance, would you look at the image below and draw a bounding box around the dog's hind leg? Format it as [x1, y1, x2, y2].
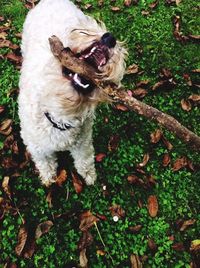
[69, 117, 97, 185]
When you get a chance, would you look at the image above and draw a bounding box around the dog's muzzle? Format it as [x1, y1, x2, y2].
[78, 32, 116, 70]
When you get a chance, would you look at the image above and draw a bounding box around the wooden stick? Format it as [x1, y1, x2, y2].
[49, 36, 200, 151]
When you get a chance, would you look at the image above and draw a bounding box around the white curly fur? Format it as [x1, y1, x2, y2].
[18, 0, 127, 186]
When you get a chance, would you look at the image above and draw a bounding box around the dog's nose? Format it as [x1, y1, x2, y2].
[101, 32, 116, 48]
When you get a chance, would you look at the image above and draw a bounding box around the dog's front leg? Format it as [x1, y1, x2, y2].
[70, 118, 96, 185]
[30, 148, 58, 187]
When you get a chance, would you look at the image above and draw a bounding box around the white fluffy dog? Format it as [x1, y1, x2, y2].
[18, 0, 127, 186]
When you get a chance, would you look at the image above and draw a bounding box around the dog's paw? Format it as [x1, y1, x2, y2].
[40, 176, 56, 187]
[85, 172, 97, 186]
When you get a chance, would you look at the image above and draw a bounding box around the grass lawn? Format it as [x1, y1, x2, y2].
[0, 0, 200, 267]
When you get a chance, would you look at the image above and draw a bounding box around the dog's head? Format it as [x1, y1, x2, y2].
[68, 21, 128, 88]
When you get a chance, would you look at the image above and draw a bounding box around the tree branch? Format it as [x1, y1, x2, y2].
[49, 36, 200, 151]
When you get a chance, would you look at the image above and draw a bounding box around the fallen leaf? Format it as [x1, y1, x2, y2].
[109, 204, 125, 219]
[111, 6, 121, 12]
[132, 88, 148, 98]
[108, 135, 120, 152]
[79, 248, 88, 268]
[136, 80, 150, 87]
[96, 249, 106, 255]
[72, 172, 83, 194]
[35, 220, 54, 239]
[6, 52, 22, 64]
[190, 240, 200, 252]
[162, 136, 173, 150]
[78, 231, 93, 250]
[3, 134, 14, 150]
[79, 211, 99, 231]
[126, 64, 139, 74]
[188, 94, 200, 103]
[115, 103, 129, 111]
[56, 169, 67, 186]
[129, 225, 142, 233]
[98, 0, 104, 7]
[130, 254, 143, 268]
[188, 35, 200, 41]
[127, 174, 140, 184]
[2, 176, 11, 199]
[124, 0, 132, 7]
[160, 68, 173, 79]
[141, 10, 150, 16]
[84, 3, 93, 10]
[162, 153, 171, 167]
[46, 190, 52, 208]
[150, 129, 163, 143]
[15, 225, 28, 256]
[172, 242, 185, 251]
[148, 238, 157, 252]
[172, 156, 188, 171]
[181, 99, 192, 111]
[176, 0, 181, 5]
[152, 80, 167, 90]
[0, 105, 5, 114]
[95, 153, 106, 162]
[137, 153, 150, 167]
[149, 0, 159, 9]
[0, 119, 12, 135]
[147, 195, 158, 218]
[180, 219, 196, 232]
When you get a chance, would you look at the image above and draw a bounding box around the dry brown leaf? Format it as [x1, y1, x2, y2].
[0, 119, 12, 135]
[176, 0, 181, 5]
[108, 135, 120, 152]
[152, 80, 167, 90]
[127, 174, 140, 184]
[98, 0, 104, 7]
[111, 6, 121, 12]
[180, 219, 196, 232]
[79, 248, 88, 268]
[162, 153, 171, 167]
[124, 0, 132, 7]
[181, 99, 192, 111]
[132, 88, 148, 98]
[141, 10, 150, 16]
[46, 190, 53, 208]
[190, 240, 200, 252]
[188, 94, 200, 103]
[188, 35, 200, 41]
[84, 3, 93, 10]
[0, 105, 5, 114]
[149, 0, 159, 9]
[115, 103, 129, 111]
[15, 225, 28, 256]
[6, 52, 22, 64]
[162, 136, 173, 150]
[2, 176, 11, 199]
[109, 204, 125, 219]
[172, 156, 188, 171]
[35, 220, 54, 239]
[96, 249, 106, 255]
[95, 153, 106, 162]
[150, 129, 163, 143]
[79, 211, 99, 231]
[148, 238, 157, 251]
[129, 225, 142, 233]
[78, 231, 93, 250]
[72, 172, 83, 194]
[160, 68, 173, 79]
[138, 153, 150, 167]
[126, 64, 139, 74]
[130, 254, 143, 268]
[136, 80, 150, 87]
[147, 195, 158, 218]
[172, 242, 185, 251]
[56, 169, 67, 186]
[191, 69, 200, 74]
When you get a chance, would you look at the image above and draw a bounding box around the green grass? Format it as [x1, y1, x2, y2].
[0, 0, 200, 267]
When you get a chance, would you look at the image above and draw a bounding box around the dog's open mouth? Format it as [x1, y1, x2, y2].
[77, 42, 110, 69]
